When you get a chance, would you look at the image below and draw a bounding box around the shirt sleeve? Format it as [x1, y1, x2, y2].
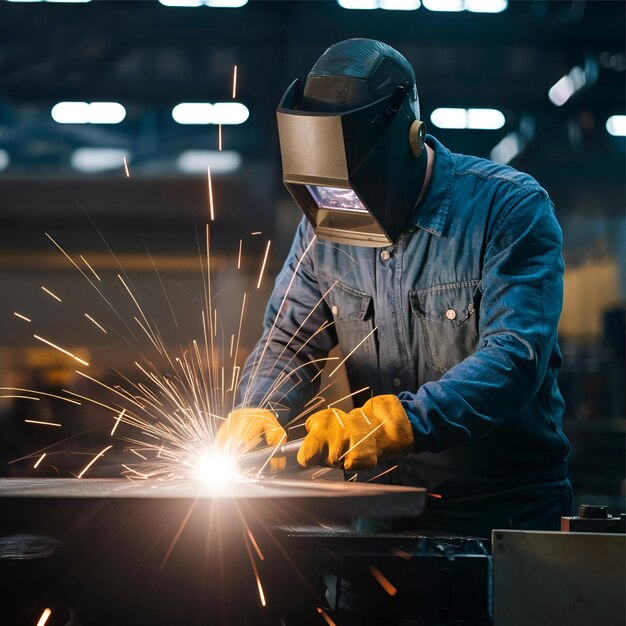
[398, 188, 564, 452]
[236, 218, 338, 424]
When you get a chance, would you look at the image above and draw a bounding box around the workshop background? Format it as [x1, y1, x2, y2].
[0, 0, 624, 513]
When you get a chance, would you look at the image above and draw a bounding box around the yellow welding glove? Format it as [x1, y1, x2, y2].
[297, 395, 414, 471]
[215, 408, 287, 472]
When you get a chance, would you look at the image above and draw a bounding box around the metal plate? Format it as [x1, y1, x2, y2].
[0, 478, 426, 623]
[0, 477, 424, 514]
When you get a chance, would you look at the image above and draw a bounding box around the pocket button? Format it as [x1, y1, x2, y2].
[468, 303, 475, 314]
[331, 305, 339, 316]
[445, 308, 457, 320]
[380, 250, 391, 261]
[393, 378, 402, 387]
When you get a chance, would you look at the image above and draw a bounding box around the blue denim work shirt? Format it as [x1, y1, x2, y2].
[239, 135, 571, 498]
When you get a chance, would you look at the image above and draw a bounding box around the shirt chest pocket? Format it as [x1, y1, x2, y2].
[410, 280, 480, 373]
[322, 276, 376, 365]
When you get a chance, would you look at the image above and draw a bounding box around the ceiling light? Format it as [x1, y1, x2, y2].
[211, 102, 249, 125]
[51, 102, 126, 124]
[467, 108, 505, 130]
[431, 107, 505, 130]
[177, 150, 241, 174]
[380, 0, 420, 9]
[172, 102, 249, 125]
[606, 115, 626, 137]
[430, 108, 467, 129]
[71, 149, 129, 173]
[0, 149, 9, 171]
[465, 0, 507, 12]
[490, 133, 520, 164]
[337, 0, 378, 7]
[422, 0, 463, 11]
[172, 103, 213, 125]
[338, 0, 419, 7]
[158, 0, 248, 6]
[6, 0, 92, 3]
[548, 66, 586, 107]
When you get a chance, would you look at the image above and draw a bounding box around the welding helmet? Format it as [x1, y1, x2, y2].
[277, 38, 427, 247]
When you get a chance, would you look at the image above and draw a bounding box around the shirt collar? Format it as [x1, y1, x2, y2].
[410, 134, 454, 237]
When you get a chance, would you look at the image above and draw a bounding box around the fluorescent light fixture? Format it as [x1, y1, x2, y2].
[52, 101, 89, 124]
[422, 0, 463, 11]
[206, 0, 247, 5]
[172, 103, 213, 125]
[467, 108, 505, 129]
[211, 102, 249, 125]
[51, 101, 126, 124]
[338, 0, 420, 7]
[465, 0, 507, 12]
[158, 0, 248, 6]
[172, 102, 249, 125]
[6, 0, 92, 3]
[380, 0, 420, 8]
[430, 108, 467, 129]
[548, 66, 586, 107]
[177, 150, 241, 174]
[0, 149, 9, 172]
[71, 148, 129, 173]
[606, 115, 626, 137]
[490, 132, 519, 164]
[158, 0, 203, 4]
[431, 107, 505, 130]
[87, 102, 126, 124]
[422, 0, 507, 11]
[337, 0, 378, 7]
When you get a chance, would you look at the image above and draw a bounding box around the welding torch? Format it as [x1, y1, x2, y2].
[238, 438, 304, 475]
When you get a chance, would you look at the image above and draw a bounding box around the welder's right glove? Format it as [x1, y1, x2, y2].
[215, 407, 287, 471]
[297, 395, 414, 471]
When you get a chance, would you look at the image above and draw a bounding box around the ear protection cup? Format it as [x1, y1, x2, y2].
[409, 120, 426, 158]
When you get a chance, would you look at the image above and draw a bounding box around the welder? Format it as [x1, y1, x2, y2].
[217, 39, 573, 539]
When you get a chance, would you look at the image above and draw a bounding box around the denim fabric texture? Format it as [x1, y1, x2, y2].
[238, 134, 571, 499]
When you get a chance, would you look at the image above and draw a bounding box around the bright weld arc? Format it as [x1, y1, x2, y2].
[232, 65, 238, 99]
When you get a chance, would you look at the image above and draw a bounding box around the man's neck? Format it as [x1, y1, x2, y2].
[415, 143, 435, 208]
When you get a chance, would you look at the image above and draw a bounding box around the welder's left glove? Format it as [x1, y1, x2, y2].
[297, 395, 414, 471]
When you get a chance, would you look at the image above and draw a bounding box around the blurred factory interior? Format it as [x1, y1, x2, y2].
[0, 0, 623, 623]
